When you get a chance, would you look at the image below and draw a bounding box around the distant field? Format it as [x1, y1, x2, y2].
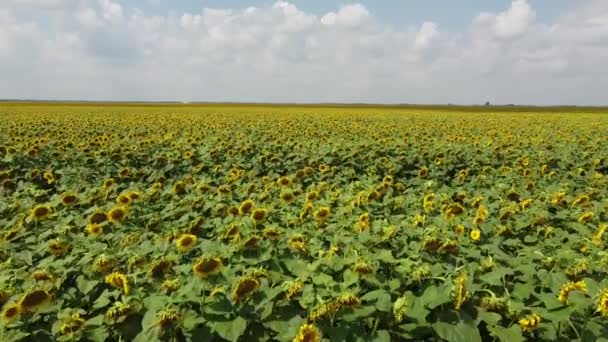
[1, 103, 607, 341]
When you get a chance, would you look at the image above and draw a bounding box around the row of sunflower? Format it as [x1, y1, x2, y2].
[0, 103, 608, 341]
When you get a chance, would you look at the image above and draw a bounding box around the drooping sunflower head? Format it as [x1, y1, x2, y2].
[293, 323, 322, 342]
[250, 208, 269, 223]
[18, 289, 52, 313]
[148, 258, 175, 279]
[48, 239, 70, 256]
[263, 227, 282, 240]
[232, 276, 260, 303]
[239, 199, 255, 215]
[192, 257, 223, 279]
[155, 308, 183, 329]
[105, 272, 130, 295]
[351, 261, 374, 275]
[306, 191, 319, 202]
[107, 206, 128, 224]
[32, 270, 54, 282]
[518, 313, 541, 333]
[288, 234, 306, 252]
[58, 312, 86, 337]
[175, 234, 198, 253]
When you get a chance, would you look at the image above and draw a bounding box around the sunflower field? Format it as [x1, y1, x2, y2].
[1, 103, 608, 342]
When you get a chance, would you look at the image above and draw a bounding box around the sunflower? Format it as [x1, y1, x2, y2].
[183, 150, 193, 159]
[48, 239, 69, 256]
[173, 181, 187, 195]
[597, 288, 608, 317]
[313, 207, 330, 222]
[518, 313, 541, 333]
[454, 224, 465, 235]
[418, 167, 429, 178]
[293, 323, 322, 342]
[250, 208, 268, 223]
[32, 270, 54, 282]
[93, 254, 115, 273]
[107, 206, 127, 224]
[300, 202, 313, 220]
[453, 272, 469, 310]
[155, 308, 183, 329]
[175, 234, 198, 253]
[61, 193, 78, 206]
[355, 212, 370, 232]
[89, 212, 108, 225]
[217, 185, 231, 195]
[263, 227, 282, 240]
[86, 223, 103, 237]
[243, 235, 262, 249]
[105, 272, 130, 295]
[288, 234, 306, 252]
[557, 280, 587, 305]
[43, 172, 56, 184]
[283, 280, 304, 301]
[59, 312, 86, 336]
[192, 257, 223, 279]
[1, 303, 20, 323]
[103, 178, 115, 188]
[578, 212, 594, 224]
[239, 199, 254, 215]
[105, 301, 135, 322]
[161, 279, 181, 293]
[228, 206, 239, 216]
[232, 276, 260, 302]
[470, 229, 481, 242]
[571, 194, 590, 207]
[18, 289, 51, 313]
[31, 204, 53, 221]
[148, 258, 174, 278]
[352, 261, 374, 275]
[127, 191, 142, 201]
[306, 191, 319, 202]
[277, 176, 291, 187]
[318, 164, 329, 173]
[116, 194, 131, 205]
[280, 191, 295, 203]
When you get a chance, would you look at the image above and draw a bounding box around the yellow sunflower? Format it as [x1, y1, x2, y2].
[192, 257, 223, 279]
[18, 289, 51, 313]
[175, 234, 198, 253]
[1, 303, 20, 324]
[293, 323, 322, 342]
[107, 206, 127, 224]
[232, 276, 260, 303]
[250, 208, 268, 223]
[105, 272, 130, 295]
[86, 223, 103, 237]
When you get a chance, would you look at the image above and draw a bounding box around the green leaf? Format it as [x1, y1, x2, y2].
[489, 325, 524, 342]
[361, 289, 392, 312]
[373, 330, 391, 342]
[212, 317, 248, 342]
[266, 315, 304, 342]
[76, 276, 98, 295]
[432, 321, 482, 342]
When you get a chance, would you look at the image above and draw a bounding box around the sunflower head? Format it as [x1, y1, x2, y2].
[280, 191, 295, 203]
[175, 234, 198, 253]
[86, 223, 104, 237]
[173, 181, 187, 195]
[148, 258, 175, 279]
[1, 303, 20, 324]
[313, 207, 331, 222]
[59, 312, 86, 337]
[89, 211, 108, 225]
[105, 272, 130, 295]
[192, 257, 223, 279]
[107, 206, 127, 223]
[239, 200, 254, 215]
[293, 323, 322, 342]
[48, 239, 70, 256]
[61, 193, 78, 206]
[18, 289, 52, 313]
[116, 194, 131, 205]
[250, 208, 268, 223]
[263, 227, 282, 240]
[470, 229, 481, 242]
[31, 205, 53, 220]
[232, 276, 260, 303]
[352, 261, 374, 275]
[277, 176, 291, 187]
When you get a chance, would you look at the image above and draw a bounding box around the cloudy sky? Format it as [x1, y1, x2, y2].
[1, 0, 606, 105]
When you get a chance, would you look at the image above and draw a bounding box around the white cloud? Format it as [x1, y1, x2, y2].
[0, 0, 607, 105]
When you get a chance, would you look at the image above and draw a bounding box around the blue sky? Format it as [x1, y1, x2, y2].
[0, 0, 607, 105]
